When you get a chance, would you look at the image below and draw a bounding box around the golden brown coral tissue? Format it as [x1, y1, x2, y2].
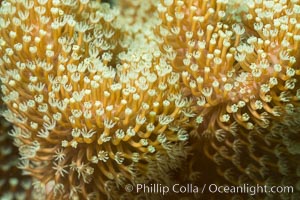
[0, 0, 299, 200]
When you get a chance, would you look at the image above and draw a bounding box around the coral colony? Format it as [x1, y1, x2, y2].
[0, 0, 299, 199]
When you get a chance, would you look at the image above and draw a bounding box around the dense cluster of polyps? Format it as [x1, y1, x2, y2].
[234, 0, 300, 127]
[155, 0, 245, 137]
[0, 0, 299, 199]
[195, 0, 300, 199]
[156, 0, 300, 139]
[201, 0, 300, 198]
[0, 0, 196, 199]
[155, 0, 300, 199]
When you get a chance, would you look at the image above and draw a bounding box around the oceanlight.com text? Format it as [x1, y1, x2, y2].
[124, 183, 294, 196]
